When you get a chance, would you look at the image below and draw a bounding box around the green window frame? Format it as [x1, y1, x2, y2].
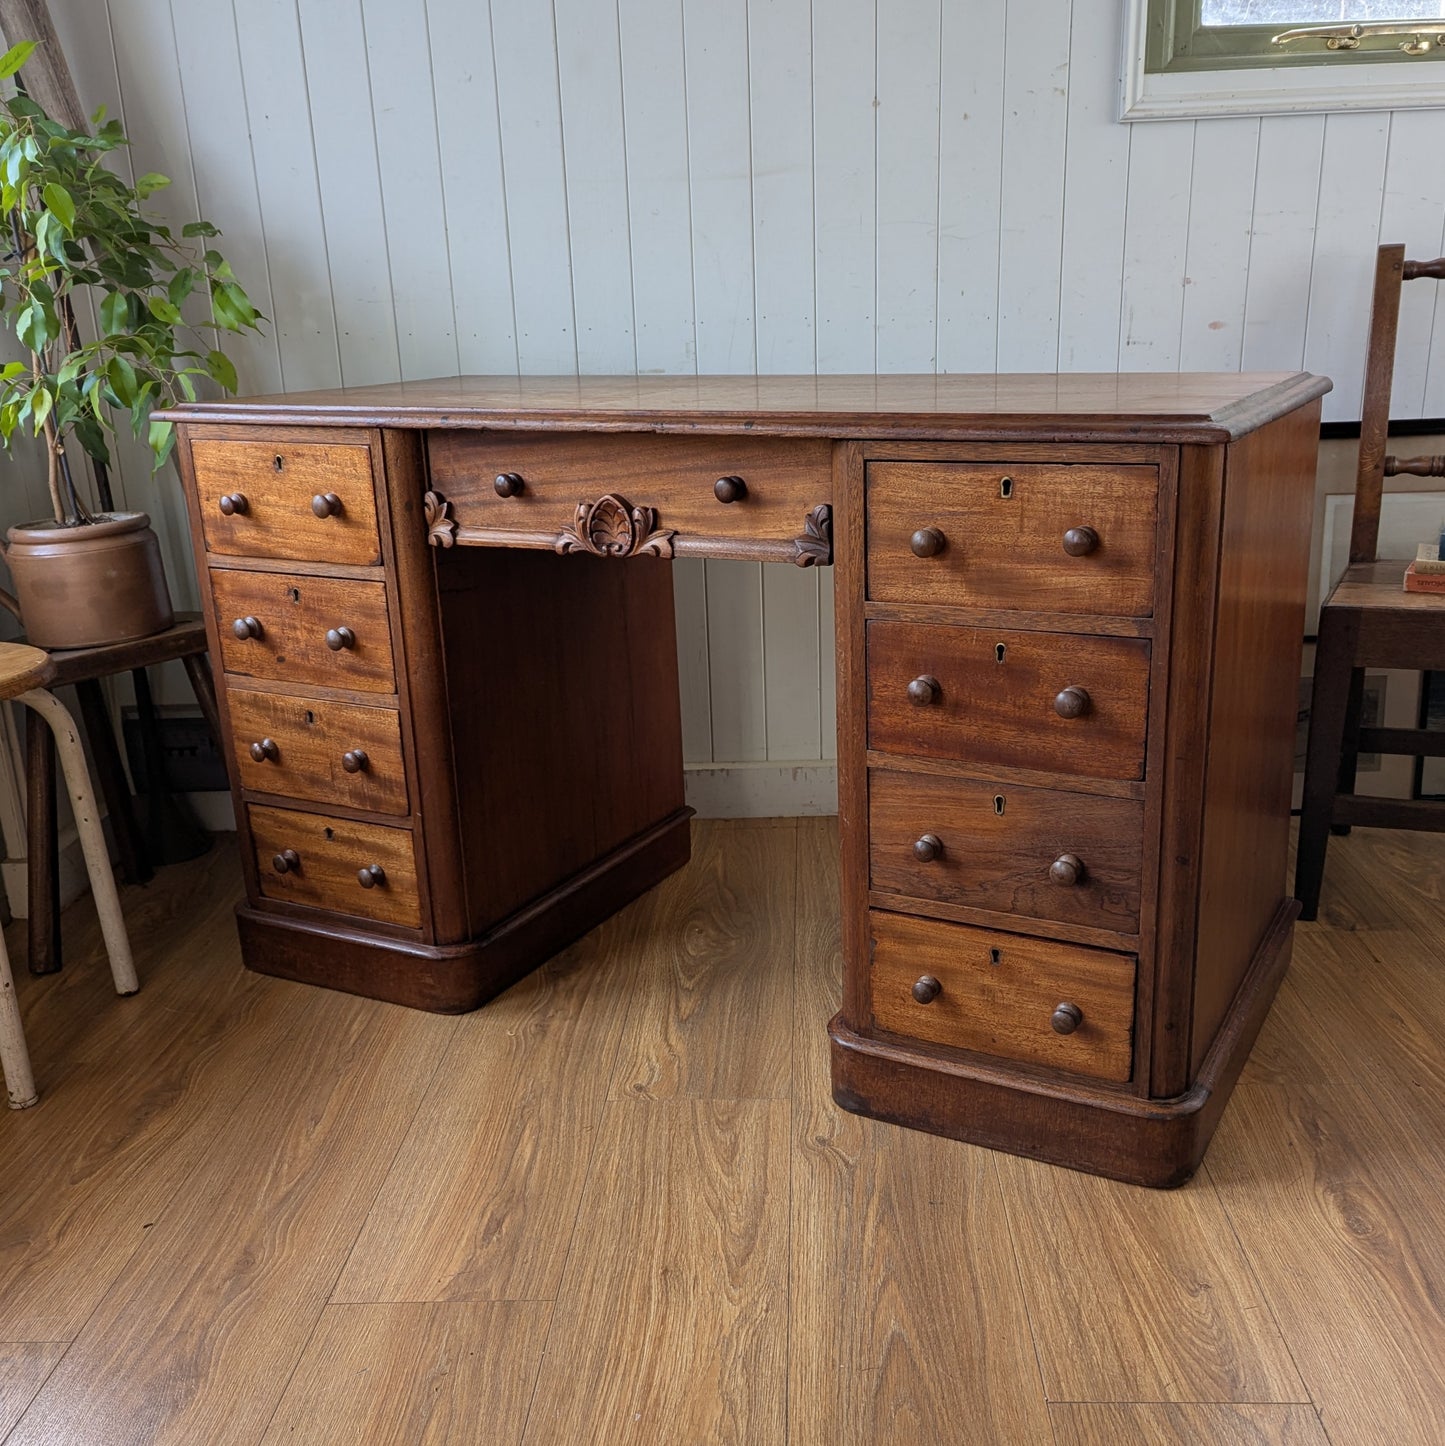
[1147, 0, 1445, 73]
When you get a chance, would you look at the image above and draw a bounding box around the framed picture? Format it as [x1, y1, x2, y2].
[1420, 671, 1445, 800]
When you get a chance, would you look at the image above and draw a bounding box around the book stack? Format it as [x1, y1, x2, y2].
[1404, 542, 1445, 596]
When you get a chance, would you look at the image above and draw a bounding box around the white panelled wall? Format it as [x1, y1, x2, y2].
[5, 1, 1443, 819]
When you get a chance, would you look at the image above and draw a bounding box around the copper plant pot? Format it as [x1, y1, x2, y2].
[4, 511, 174, 649]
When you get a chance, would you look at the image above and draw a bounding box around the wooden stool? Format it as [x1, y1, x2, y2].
[26, 616, 220, 975]
[0, 643, 137, 1108]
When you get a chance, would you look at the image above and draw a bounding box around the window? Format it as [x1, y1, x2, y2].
[1123, 0, 1445, 119]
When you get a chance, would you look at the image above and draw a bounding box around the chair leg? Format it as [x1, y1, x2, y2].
[1330, 667, 1366, 837]
[1297, 608, 1360, 921]
[76, 678, 153, 886]
[19, 688, 137, 998]
[0, 927, 37, 1107]
[24, 707, 61, 976]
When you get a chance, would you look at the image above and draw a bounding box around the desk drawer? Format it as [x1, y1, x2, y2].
[867, 460, 1158, 615]
[869, 769, 1143, 933]
[869, 911, 1135, 1082]
[867, 621, 1150, 781]
[211, 569, 395, 693]
[192, 438, 383, 565]
[249, 804, 421, 927]
[228, 688, 408, 815]
[426, 432, 833, 561]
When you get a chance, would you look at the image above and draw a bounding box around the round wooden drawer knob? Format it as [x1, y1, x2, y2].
[1053, 685, 1090, 719]
[912, 974, 942, 1004]
[218, 492, 248, 516]
[913, 833, 943, 863]
[910, 526, 946, 558]
[1051, 1002, 1083, 1035]
[232, 616, 264, 640]
[272, 848, 300, 874]
[357, 864, 387, 889]
[1062, 526, 1099, 557]
[341, 749, 369, 774]
[1050, 853, 1083, 886]
[494, 472, 525, 498]
[714, 475, 747, 504]
[311, 492, 344, 519]
[907, 675, 941, 707]
[325, 626, 356, 652]
[250, 738, 280, 764]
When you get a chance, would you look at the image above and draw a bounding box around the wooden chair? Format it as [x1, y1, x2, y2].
[0, 642, 137, 1108]
[1295, 244, 1445, 920]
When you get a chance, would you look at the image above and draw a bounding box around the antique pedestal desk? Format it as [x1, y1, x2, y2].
[165, 372, 1329, 1187]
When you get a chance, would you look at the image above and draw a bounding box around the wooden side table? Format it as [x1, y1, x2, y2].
[25, 614, 220, 975]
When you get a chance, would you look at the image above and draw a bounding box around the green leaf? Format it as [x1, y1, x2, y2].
[106, 354, 137, 407]
[29, 385, 51, 434]
[0, 360, 26, 381]
[0, 41, 38, 81]
[146, 295, 182, 325]
[148, 417, 175, 470]
[168, 268, 198, 308]
[205, 349, 238, 393]
[98, 290, 129, 335]
[135, 171, 170, 197]
[41, 181, 75, 231]
[181, 220, 219, 238]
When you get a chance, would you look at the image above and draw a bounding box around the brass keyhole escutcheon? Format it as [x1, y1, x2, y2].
[999, 476, 1013, 499]
[993, 795, 1006, 816]
[995, 643, 1006, 664]
[273, 454, 284, 471]
[989, 947, 1002, 966]
[288, 587, 301, 603]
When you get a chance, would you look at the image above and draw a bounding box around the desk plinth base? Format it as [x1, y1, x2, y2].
[830, 901, 1297, 1189]
[237, 808, 694, 1013]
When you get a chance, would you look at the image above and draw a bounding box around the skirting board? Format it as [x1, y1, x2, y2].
[684, 762, 838, 819]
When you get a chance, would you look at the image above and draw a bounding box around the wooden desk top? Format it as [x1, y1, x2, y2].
[160, 371, 1330, 444]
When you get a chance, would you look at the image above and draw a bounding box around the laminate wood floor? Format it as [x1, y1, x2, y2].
[1, 818, 1441, 1444]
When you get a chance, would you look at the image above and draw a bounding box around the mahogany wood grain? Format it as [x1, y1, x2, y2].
[248, 804, 421, 928]
[867, 460, 1158, 615]
[868, 767, 1144, 932]
[210, 568, 396, 693]
[259, 1302, 550, 1445]
[867, 620, 1151, 781]
[868, 910, 1136, 1083]
[1191, 406, 1320, 1077]
[521, 1099, 789, 1445]
[1349, 244, 1405, 566]
[193, 437, 382, 566]
[435, 544, 686, 936]
[428, 430, 833, 557]
[226, 688, 407, 816]
[159, 371, 1331, 444]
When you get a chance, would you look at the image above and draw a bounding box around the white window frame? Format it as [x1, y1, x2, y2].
[1121, 0, 1445, 120]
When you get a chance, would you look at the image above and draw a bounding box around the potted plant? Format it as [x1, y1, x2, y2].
[0, 39, 262, 648]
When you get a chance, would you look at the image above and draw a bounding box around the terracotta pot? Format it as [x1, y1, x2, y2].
[4, 512, 174, 649]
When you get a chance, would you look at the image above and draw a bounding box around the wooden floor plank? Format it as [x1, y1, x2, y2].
[1208, 831, 1445, 1446]
[788, 818, 1053, 1445]
[1050, 1402, 1330, 1445]
[608, 820, 795, 1101]
[334, 906, 648, 1306]
[0, 1345, 68, 1439]
[520, 1098, 790, 1445]
[6, 994, 454, 1445]
[997, 1147, 1307, 1405]
[259, 1302, 551, 1445]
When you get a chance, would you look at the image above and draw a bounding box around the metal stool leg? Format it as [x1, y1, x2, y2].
[19, 688, 137, 998]
[0, 927, 37, 1108]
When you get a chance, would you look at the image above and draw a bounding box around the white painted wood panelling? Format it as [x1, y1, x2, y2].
[1, 1, 1439, 812]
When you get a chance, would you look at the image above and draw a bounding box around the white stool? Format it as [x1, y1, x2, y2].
[0, 642, 137, 1109]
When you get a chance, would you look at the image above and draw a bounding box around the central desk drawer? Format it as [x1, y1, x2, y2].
[192, 438, 383, 565]
[869, 769, 1144, 932]
[228, 688, 408, 815]
[211, 569, 396, 693]
[869, 911, 1135, 1082]
[867, 460, 1158, 615]
[867, 621, 1151, 781]
[426, 432, 833, 558]
[249, 804, 421, 928]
